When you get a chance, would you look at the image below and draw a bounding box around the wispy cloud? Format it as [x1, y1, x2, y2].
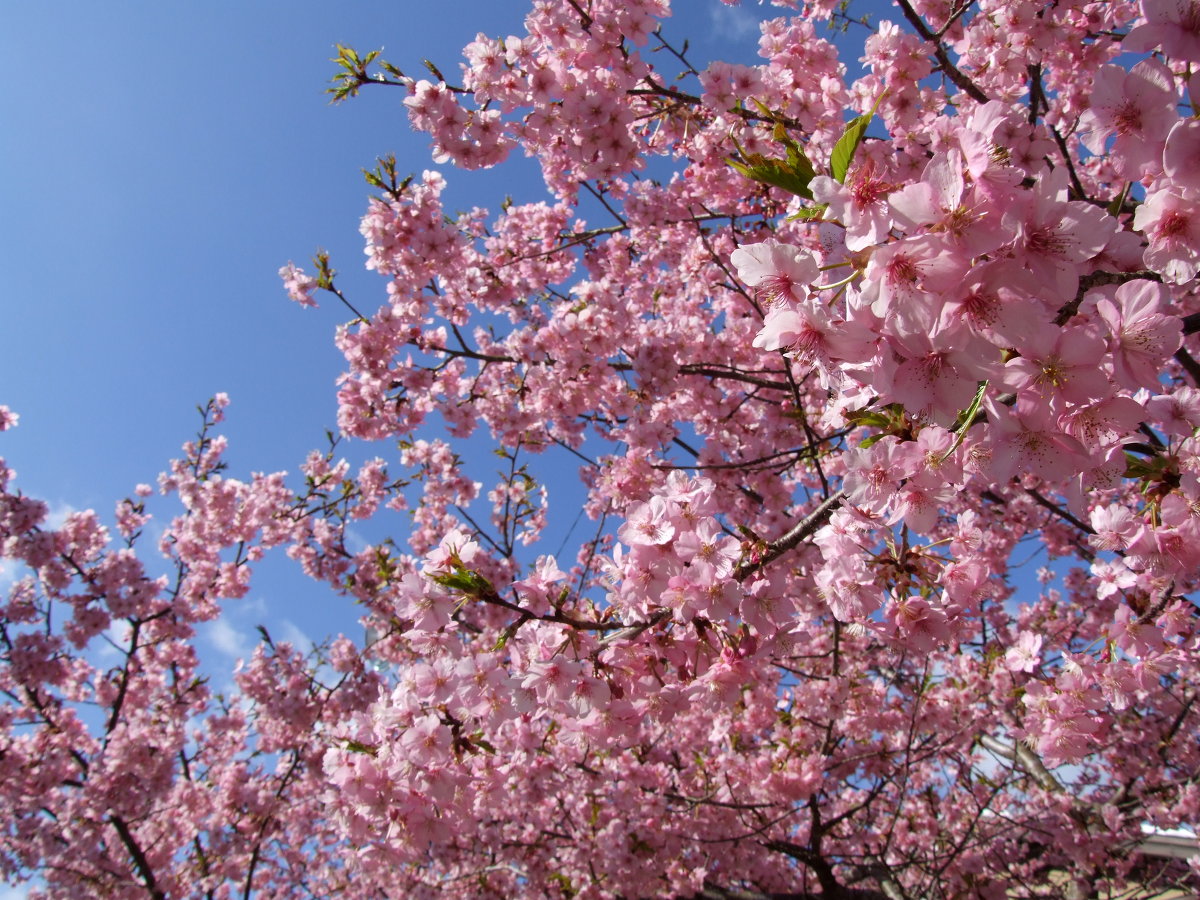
[708, 2, 762, 41]
[278, 619, 315, 654]
[206, 616, 253, 660]
[44, 501, 79, 530]
[0, 558, 19, 593]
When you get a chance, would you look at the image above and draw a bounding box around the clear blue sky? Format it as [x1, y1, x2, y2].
[0, 2, 797, 667]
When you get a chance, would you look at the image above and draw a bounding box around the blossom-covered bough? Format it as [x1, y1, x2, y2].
[4, 0, 1200, 896]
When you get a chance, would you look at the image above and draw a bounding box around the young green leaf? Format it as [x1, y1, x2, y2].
[830, 113, 872, 184]
[829, 92, 886, 183]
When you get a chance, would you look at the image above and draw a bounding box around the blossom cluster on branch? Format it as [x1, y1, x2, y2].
[4, 0, 1200, 896]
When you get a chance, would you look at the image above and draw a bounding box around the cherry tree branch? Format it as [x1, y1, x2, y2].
[108, 815, 166, 900]
[892, 0, 989, 102]
[735, 490, 846, 581]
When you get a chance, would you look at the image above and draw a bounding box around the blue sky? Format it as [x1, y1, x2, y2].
[0, 2, 798, 676]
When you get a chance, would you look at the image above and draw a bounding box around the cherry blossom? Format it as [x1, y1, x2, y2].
[4, 0, 1200, 897]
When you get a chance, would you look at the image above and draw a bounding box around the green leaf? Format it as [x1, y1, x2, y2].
[843, 409, 892, 430]
[423, 58, 447, 83]
[777, 127, 816, 180]
[432, 565, 498, 602]
[473, 736, 496, 755]
[1107, 182, 1131, 218]
[726, 119, 816, 199]
[829, 92, 886, 183]
[432, 570, 479, 593]
[938, 380, 988, 464]
[830, 113, 872, 184]
[787, 203, 829, 221]
[493, 619, 521, 651]
[344, 739, 378, 757]
[727, 156, 814, 199]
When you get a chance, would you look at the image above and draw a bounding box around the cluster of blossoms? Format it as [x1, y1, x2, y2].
[4, 0, 1200, 897]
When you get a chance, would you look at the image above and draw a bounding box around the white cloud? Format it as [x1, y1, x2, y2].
[206, 616, 252, 660]
[278, 619, 315, 654]
[0, 558, 19, 593]
[44, 501, 79, 530]
[707, 2, 762, 41]
[0, 880, 32, 899]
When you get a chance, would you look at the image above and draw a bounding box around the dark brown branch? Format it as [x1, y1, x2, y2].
[109, 815, 166, 900]
[735, 490, 846, 581]
[1054, 270, 1162, 326]
[1175, 346, 1200, 384]
[893, 0, 989, 103]
[1024, 488, 1095, 536]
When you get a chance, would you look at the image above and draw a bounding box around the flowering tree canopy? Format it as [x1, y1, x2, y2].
[4, 0, 1200, 896]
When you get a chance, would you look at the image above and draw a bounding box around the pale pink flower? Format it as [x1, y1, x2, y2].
[1163, 118, 1200, 192]
[888, 481, 953, 534]
[1077, 59, 1176, 176]
[985, 396, 1091, 483]
[1091, 559, 1137, 599]
[861, 235, 965, 319]
[617, 496, 677, 546]
[886, 595, 953, 652]
[1133, 189, 1200, 284]
[424, 528, 481, 573]
[810, 168, 894, 251]
[1005, 631, 1043, 673]
[1094, 280, 1183, 390]
[882, 321, 994, 426]
[1060, 395, 1145, 448]
[889, 149, 1006, 256]
[279, 262, 319, 308]
[843, 437, 917, 514]
[753, 299, 870, 388]
[730, 240, 819, 305]
[1036, 715, 1104, 766]
[1125, 0, 1200, 63]
[1145, 386, 1200, 436]
[1006, 325, 1109, 407]
[1007, 169, 1116, 299]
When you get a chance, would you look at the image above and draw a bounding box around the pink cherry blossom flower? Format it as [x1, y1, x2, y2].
[1095, 280, 1183, 390]
[861, 235, 965, 319]
[1060, 395, 1145, 448]
[810, 167, 894, 251]
[617, 495, 677, 546]
[1077, 59, 1176, 177]
[1091, 558, 1137, 599]
[1036, 715, 1104, 766]
[752, 299, 870, 388]
[881, 321, 994, 426]
[886, 595, 953, 652]
[730, 240, 820, 306]
[1125, 0, 1200, 63]
[1163, 117, 1200, 192]
[889, 149, 1006, 256]
[843, 437, 918, 515]
[985, 395, 1091, 483]
[1145, 385, 1200, 436]
[1007, 169, 1116, 300]
[1132, 189, 1200, 284]
[423, 528, 482, 574]
[1005, 631, 1043, 673]
[279, 262, 319, 308]
[1005, 325, 1110, 407]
